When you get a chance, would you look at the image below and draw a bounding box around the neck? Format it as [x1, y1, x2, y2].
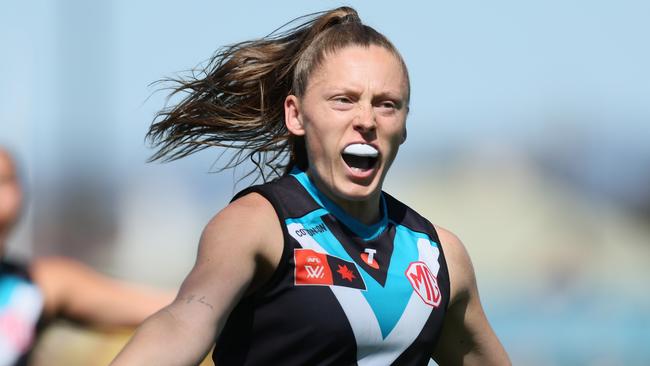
[339, 196, 382, 226]
[308, 174, 383, 226]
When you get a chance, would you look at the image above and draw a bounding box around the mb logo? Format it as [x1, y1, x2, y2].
[305, 265, 325, 279]
[406, 261, 441, 307]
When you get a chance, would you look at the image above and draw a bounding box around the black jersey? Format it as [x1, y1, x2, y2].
[0, 260, 44, 366]
[213, 169, 450, 365]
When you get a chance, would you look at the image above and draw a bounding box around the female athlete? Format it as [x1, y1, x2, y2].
[112, 6, 509, 365]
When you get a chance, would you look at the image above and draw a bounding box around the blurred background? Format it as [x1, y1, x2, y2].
[2, 0, 649, 365]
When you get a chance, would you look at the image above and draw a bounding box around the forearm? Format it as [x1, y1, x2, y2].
[111, 304, 215, 366]
[31, 256, 174, 328]
[70, 282, 174, 329]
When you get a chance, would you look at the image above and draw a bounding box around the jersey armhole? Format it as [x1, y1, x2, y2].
[428, 223, 452, 312]
[231, 186, 292, 300]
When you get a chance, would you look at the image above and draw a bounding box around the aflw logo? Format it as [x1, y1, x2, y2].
[304, 256, 324, 278]
[305, 265, 325, 279]
[406, 261, 441, 307]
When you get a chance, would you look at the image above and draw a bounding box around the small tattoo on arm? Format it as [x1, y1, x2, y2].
[198, 296, 215, 310]
[179, 294, 215, 311]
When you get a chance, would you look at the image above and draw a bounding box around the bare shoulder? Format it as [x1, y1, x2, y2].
[195, 192, 283, 293]
[434, 225, 476, 305]
[434, 225, 466, 257]
[200, 192, 280, 255]
[207, 191, 276, 227]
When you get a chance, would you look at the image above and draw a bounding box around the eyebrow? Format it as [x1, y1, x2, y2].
[327, 87, 406, 102]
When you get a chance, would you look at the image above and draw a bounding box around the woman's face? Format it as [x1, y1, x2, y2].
[285, 45, 409, 209]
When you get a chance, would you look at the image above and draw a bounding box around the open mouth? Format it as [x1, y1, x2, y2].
[342, 144, 379, 172]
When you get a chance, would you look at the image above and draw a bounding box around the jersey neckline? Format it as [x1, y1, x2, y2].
[290, 168, 388, 241]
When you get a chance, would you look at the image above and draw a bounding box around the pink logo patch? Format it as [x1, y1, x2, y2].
[406, 261, 441, 307]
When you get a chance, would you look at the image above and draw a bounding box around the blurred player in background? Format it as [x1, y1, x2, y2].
[0, 147, 173, 366]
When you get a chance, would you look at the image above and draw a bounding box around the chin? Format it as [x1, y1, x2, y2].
[336, 179, 381, 202]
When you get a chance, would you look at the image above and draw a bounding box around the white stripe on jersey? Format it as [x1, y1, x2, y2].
[288, 222, 440, 365]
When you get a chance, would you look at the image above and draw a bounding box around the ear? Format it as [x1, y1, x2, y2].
[284, 95, 305, 136]
[400, 127, 407, 144]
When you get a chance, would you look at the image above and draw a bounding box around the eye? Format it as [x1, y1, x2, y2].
[375, 100, 399, 114]
[333, 96, 353, 104]
[330, 95, 355, 110]
[380, 101, 396, 109]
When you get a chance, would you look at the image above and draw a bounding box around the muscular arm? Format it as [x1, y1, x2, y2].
[432, 226, 510, 366]
[110, 193, 283, 365]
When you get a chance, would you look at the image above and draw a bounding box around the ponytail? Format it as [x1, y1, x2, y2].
[146, 6, 407, 183]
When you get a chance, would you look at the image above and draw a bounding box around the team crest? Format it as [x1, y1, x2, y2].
[405, 261, 441, 307]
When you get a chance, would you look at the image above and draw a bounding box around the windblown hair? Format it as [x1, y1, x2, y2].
[147, 6, 409, 182]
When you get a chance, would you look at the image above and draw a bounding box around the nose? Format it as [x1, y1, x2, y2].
[353, 104, 376, 134]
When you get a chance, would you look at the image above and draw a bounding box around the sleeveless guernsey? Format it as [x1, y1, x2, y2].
[213, 169, 450, 365]
[0, 260, 44, 366]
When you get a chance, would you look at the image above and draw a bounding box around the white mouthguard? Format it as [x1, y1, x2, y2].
[343, 144, 378, 157]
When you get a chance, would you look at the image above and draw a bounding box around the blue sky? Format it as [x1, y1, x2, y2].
[2, 0, 649, 202]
